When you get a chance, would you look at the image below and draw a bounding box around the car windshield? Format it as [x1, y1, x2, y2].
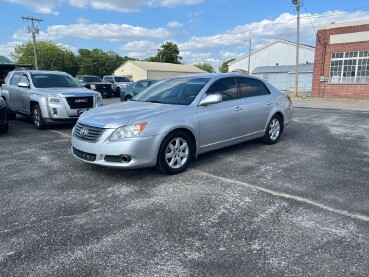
[83, 76, 102, 82]
[31, 74, 83, 88]
[114, 77, 131, 82]
[133, 77, 210, 105]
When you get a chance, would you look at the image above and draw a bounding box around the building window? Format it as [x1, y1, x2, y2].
[329, 51, 369, 83]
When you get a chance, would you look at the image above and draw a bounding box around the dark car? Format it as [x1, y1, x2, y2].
[120, 79, 157, 101]
[0, 97, 9, 133]
[75, 75, 113, 98]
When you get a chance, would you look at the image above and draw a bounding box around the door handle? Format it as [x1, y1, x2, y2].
[234, 106, 243, 111]
[266, 101, 273, 105]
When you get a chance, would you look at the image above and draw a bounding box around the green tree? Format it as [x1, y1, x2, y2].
[12, 41, 78, 75]
[76, 48, 136, 77]
[219, 58, 236, 73]
[146, 41, 182, 64]
[194, 63, 214, 73]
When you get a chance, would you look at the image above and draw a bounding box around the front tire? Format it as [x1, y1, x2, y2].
[263, 114, 282, 144]
[31, 104, 46, 130]
[156, 131, 193, 175]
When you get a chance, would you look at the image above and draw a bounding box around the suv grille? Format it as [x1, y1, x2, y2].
[72, 147, 96, 162]
[73, 122, 105, 142]
[66, 96, 93, 109]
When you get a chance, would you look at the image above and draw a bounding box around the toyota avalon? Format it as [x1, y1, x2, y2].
[71, 73, 293, 174]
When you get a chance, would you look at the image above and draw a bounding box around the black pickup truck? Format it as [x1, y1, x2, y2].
[75, 75, 113, 98]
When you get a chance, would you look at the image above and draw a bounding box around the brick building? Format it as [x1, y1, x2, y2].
[312, 20, 369, 98]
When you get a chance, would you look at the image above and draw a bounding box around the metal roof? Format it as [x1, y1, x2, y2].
[228, 39, 315, 66]
[252, 64, 314, 74]
[0, 56, 15, 65]
[126, 61, 206, 73]
[0, 56, 32, 67]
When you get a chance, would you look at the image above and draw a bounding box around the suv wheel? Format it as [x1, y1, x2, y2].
[32, 104, 46, 130]
[115, 87, 121, 97]
[125, 95, 132, 101]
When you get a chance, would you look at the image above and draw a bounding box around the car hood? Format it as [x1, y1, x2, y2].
[35, 87, 98, 96]
[78, 101, 188, 128]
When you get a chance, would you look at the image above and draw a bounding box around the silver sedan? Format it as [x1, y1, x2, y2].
[71, 73, 293, 174]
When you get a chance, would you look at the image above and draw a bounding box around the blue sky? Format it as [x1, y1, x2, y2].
[1, 0, 369, 67]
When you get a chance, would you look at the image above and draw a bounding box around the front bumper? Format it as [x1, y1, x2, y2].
[71, 128, 164, 169]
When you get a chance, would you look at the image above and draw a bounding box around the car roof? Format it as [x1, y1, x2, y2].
[11, 70, 70, 75]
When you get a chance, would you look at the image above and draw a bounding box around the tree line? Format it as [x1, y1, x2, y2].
[11, 41, 234, 76]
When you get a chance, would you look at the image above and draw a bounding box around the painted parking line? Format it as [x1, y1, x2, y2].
[48, 130, 72, 139]
[193, 169, 369, 222]
[48, 128, 369, 222]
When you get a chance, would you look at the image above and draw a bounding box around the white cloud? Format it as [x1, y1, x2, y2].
[5, 0, 203, 13]
[167, 21, 183, 28]
[0, 42, 22, 59]
[220, 51, 239, 59]
[12, 22, 170, 42]
[120, 40, 159, 58]
[178, 9, 369, 63]
[5, 0, 61, 14]
[69, 0, 203, 12]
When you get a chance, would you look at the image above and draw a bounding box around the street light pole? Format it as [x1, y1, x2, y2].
[22, 16, 43, 70]
[292, 0, 300, 97]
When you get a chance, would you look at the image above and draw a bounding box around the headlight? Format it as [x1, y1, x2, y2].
[96, 93, 103, 106]
[110, 122, 147, 141]
[47, 94, 61, 103]
[90, 84, 96, 90]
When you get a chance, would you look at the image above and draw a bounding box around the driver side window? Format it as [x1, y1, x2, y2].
[206, 77, 238, 101]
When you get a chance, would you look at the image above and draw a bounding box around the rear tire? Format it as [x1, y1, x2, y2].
[115, 87, 121, 97]
[31, 104, 46, 130]
[263, 114, 282, 144]
[156, 131, 193, 175]
[0, 123, 8, 134]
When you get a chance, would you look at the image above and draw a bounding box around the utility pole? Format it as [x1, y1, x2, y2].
[22, 16, 43, 70]
[292, 0, 300, 97]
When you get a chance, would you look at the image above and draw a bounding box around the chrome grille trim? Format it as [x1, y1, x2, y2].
[73, 122, 105, 142]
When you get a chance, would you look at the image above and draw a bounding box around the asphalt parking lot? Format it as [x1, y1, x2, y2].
[1, 100, 369, 277]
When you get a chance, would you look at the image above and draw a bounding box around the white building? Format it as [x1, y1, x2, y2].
[228, 39, 315, 74]
[114, 61, 205, 81]
[252, 64, 314, 93]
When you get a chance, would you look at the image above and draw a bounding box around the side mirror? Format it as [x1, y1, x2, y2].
[199, 94, 222, 106]
[18, 82, 30, 88]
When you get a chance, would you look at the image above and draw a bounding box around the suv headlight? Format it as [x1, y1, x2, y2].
[47, 94, 61, 104]
[96, 93, 103, 106]
[90, 84, 96, 90]
[110, 122, 147, 141]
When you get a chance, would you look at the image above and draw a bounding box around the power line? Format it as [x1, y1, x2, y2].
[301, 1, 317, 35]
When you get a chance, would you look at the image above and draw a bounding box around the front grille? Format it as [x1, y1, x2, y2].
[73, 122, 105, 142]
[72, 147, 96, 162]
[66, 96, 93, 109]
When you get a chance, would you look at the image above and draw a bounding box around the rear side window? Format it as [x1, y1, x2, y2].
[206, 77, 238, 101]
[10, 73, 21, 86]
[237, 77, 270, 98]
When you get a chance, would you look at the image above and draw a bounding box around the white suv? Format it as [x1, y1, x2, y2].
[0, 70, 103, 129]
[103, 75, 132, 96]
